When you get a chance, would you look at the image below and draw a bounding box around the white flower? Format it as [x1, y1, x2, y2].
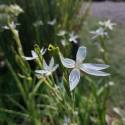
[47, 18, 56, 26]
[99, 20, 116, 30]
[61, 39, 67, 46]
[33, 20, 43, 27]
[90, 27, 108, 39]
[59, 46, 110, 91]
[69, 32, 79, 44]
[63, 116, 70, 125]
[35, 57, 59, 76]
[57, 30, 67, 36]
[113, 107, 121, 116]
[22, 48, 46, 60]
[108, 81, 114, 86]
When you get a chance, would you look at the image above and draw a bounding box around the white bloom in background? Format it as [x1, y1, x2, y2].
[33, 20, 43, 27]
[90, 27, 108, 39]
[22, 48, 46, 60]
[99, 20, 116, 30]
[59, 46, 110, 91]
[61, 39, 67, 46]
[63, 116, 70, 125]
[113, 107, 122, 116]
[35, 57, 59, 76]
[57, 30, 67, 36]
[108, 81, 114, 86]
[69, 32, 79, 44]
[47, 18, 56, 26]
[113, 107, 125, 123]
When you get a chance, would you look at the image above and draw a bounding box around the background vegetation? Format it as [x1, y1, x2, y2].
[0, 0, 125, 125]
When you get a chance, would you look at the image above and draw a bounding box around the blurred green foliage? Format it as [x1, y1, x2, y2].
[1, 1, 124, 125]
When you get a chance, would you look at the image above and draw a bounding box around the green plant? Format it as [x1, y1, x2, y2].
[0, 4, 112, 125]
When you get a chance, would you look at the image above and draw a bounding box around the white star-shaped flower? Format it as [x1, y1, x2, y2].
[57, 30, 67, 36]
[90, 27, 108, 39]
[22, 48, 46, 60]
[35, 57, 59, 76]
[99, 20, 116, 30]
[59, 46, 110, 91]
[47, 18, 56, 26]
[69, 32, 79, 44]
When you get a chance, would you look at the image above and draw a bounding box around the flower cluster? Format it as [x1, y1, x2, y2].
[90, 19, 116, 39]
[23, 45, 110, 91]
[33, 18, 56, 27]
[32, 18, 79, 46]
[57, 30, 79, 46]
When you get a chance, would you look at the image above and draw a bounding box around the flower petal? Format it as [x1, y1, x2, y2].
[47, 19, 56, 26]
[57, 30, 66, 36]
[59, 53, 75, 68]
[49, 57, 54, 68]
[52, 64, 59, 72]
[40, 48, 46, 55]
[22, 56, 36, 60]
[80, 64, 110, 76]
[35, 70, 48, 74]
[69, 68, 80, 91]
[43, 59, 49, 70]
[83, 63, 109, 70]
[76, 46, 87, 63]
[31, 50, 37, 58]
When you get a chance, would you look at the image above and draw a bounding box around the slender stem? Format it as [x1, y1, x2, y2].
[44, 78, 63, 101]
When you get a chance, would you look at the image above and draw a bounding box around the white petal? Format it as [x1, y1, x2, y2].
[69, 68, 80, 91]
[57, 30, 66, 36]
[99, 21, 104, 25]
[43, 59, 49, 70]
[61, 39, 67, 46]
[69, 37, 78, 43]
[76, 46, 87, 63]
[61, 58, 75, 68]
[35, 70, 48, 74]
[47, 19, 56, 26]
[59, 53, 75, 68]
[49, 57, 54, 68]
[92, 35, 98, 39]
[83, 63, 109, 70]
[31, 50, 37, 58]
[52, 64, 59, 72]
[40, 48, 46, 55]
[80, 64, 110, 76]
[90, 31, 96, 34]
[73, 39, 78, 44]
[22, 56, 36, 60]
[2, 25, 9, 30]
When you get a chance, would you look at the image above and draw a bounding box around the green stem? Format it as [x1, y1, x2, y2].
[99, 37, 109, 63]
[44, 78, 63, 101]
